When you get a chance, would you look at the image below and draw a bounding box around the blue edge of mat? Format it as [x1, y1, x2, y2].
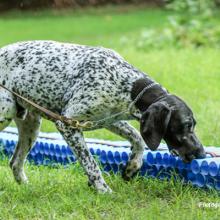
[1, 127, 220, 191]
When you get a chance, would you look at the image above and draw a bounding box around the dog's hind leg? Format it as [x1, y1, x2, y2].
[10, 112, 42, 184]
[55, 120, 112, 193]
[106, 121, 145, 181]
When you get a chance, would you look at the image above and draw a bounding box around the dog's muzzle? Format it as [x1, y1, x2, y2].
[169, 145, 206, 163]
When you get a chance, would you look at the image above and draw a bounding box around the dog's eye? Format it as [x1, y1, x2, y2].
[177, 122, 192, 133]
[184, 122, 193, 130]
[187, 123, 192, 127]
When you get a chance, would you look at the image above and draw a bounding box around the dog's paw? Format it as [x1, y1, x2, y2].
[97, 185, 112, 194]
[122, 168, 139, 181]
[89, 180, 112, 193]
[14, 171, 29, 184]
[10, 164, 28, 184]
[122, 160, 141, 181]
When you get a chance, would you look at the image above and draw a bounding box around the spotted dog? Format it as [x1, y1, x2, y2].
[0, 41, 206, 193]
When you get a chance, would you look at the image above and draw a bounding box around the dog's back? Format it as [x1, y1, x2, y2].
[0, 41, 143, 114]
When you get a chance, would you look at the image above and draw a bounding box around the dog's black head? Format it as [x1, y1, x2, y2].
[140, 95, 206, 162]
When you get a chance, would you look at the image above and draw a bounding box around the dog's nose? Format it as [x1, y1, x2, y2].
[196, 152, 206, 159]
[194, 146, 206, 159]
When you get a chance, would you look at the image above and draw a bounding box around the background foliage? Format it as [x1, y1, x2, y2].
[126, 0, 220, 50]
[1, 0, 220, 10]
[0, 0, 163, 10]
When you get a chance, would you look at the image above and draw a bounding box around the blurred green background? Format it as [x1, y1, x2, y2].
[0, 0, 220, 146]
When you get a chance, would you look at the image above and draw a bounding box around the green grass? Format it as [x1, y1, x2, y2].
[1, 5, 220, 220]
[0, 160, 219, 220]
[0, 6, 169, 49]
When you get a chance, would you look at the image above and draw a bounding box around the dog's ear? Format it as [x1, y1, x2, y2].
[140, 102, 171, 150]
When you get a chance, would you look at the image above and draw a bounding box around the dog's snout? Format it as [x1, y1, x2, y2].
[188, 134, 206, 158]
[194, 146, 206, 159]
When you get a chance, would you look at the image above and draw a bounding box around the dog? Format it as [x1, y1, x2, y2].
[0, 41, 206, 193]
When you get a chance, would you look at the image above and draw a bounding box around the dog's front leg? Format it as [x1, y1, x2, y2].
[55, 121, 112, 193]
[106, 121, 145, 181]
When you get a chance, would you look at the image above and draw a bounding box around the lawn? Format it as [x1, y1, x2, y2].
[0, 5, 220, 220]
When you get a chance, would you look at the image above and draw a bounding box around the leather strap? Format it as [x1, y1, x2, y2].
[0, 84, 93, 129]
[206, 151, 220, 157]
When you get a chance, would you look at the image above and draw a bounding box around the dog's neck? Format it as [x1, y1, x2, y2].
[131, 78, 168, 112]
